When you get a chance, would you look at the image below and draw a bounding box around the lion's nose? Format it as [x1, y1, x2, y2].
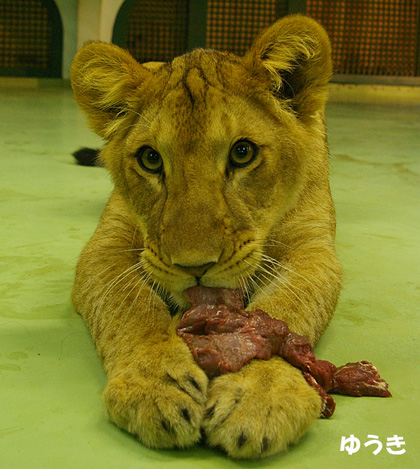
[174, 262, 216, 278]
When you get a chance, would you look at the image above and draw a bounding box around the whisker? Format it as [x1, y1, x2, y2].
[125, 108, 142, 118]
[244, 258, 312, 317]
[258, 252, 323, 295]
[251, 262, 306, 308]
[255, 237, 290, 249]
[145, 279, 158, 325]
[89, 264, 115, 281]
[237, 274, 249, 305]
[97, 261, 144, 313]
[256, 256, 311, 300]
[113, 247, 145, 254]
[244, 265, 276, 312]
[121, 263, 149, 293]
[241, 272, 260, 306]
[124, 270, 154, 319]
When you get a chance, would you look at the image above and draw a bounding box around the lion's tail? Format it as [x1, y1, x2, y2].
[72, 147, 103, 167]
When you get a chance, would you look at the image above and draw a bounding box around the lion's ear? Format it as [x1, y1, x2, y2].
[71, 42, 150, 139]
[246, 15, 332, 120]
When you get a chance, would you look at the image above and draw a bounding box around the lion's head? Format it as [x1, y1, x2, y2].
[71, 15, 332, 308]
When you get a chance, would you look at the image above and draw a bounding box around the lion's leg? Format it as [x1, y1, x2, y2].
[203, 241, 341, 458]
[248, 242, 342, 344]
[72, 196, 208, 448]
[203, 357, 321, 458]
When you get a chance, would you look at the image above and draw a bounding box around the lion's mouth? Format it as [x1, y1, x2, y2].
[141, 239, 262, 308]
[173, 261, 216, 280]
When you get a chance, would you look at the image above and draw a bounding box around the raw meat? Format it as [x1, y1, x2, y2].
[176, 286, 391, 418]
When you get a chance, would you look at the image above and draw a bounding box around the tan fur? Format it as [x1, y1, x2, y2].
[71, 15, 342, 459]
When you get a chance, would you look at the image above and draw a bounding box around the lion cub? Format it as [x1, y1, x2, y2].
[71, 15, 342, 459]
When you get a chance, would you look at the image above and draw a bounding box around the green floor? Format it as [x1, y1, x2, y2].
[1, 85, 419, 469]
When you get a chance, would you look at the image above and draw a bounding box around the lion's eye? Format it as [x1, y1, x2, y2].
[135, 146, 163, 174]
[229, 140, 258, 168]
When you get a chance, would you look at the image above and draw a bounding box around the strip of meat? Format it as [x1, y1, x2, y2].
[330, 361, 391, 397]
[176, 286, 391, 418]
[303, 373, 336, 418]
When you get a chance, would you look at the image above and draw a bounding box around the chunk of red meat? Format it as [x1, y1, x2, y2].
[186, 285, 244, 311]
[179, 331, 272, 379]
[330, 361, 392, 397]
[177, 286, 391, 418]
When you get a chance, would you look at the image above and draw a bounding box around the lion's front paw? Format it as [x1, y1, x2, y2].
[103, 340, 208, 449]
[202, 357, 321, 459]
